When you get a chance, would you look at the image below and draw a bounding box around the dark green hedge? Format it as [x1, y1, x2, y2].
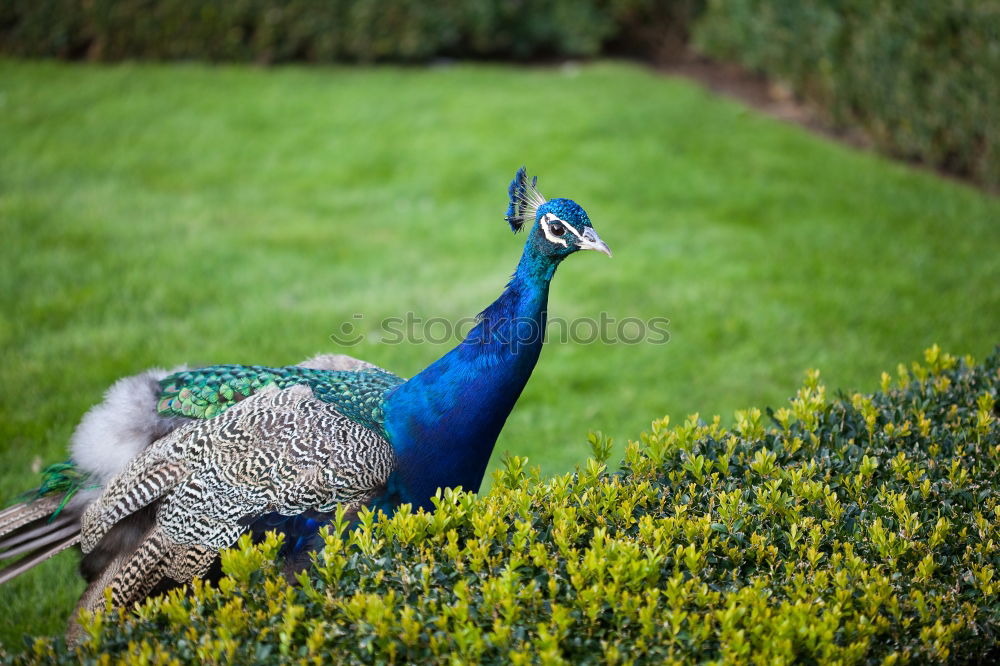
[0, 0, 701, 63]
[695, 0, 1000, 190]
[3, 1, 995, 190]
[12, 345, 1000, 663]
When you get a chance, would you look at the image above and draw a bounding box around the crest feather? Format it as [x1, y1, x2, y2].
[504, 166, 546, 233]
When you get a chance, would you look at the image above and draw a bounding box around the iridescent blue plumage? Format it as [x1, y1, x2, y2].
[248, 511, 332, 560]
[382, 169, 610, 509]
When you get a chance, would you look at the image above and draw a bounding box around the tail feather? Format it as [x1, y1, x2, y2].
[0, 497, 83, 585]
[0, 496, 63, 537]
[0, 533, 80, 585]
[1, 365, 190, 598]
[0, 503, 27, 525]
[0, 514, 76, 553]
[0, 523, 80, 560]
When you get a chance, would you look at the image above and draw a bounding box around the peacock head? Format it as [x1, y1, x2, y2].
[504, 167, 612, 260]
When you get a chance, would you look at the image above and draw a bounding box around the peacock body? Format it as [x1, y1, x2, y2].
[0, 168, 611, 635]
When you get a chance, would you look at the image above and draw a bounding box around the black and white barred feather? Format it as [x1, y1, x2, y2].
[77, 384, 394, 617]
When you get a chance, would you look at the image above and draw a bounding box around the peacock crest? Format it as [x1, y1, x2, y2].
[505, 166, 546, 233]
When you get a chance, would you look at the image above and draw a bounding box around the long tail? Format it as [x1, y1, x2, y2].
[2, 366, 197, 589]
[0, 462, 96, 585]
[0, 496, 82, 584]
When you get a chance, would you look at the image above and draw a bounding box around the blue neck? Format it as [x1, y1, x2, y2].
[382, 244, 558, 509]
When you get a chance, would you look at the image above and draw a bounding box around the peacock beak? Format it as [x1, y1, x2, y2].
[579, 227, 612, 257]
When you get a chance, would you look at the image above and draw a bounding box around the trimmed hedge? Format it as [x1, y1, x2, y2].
[11, 344, 1000, 663]
[694, 0, 1000, 190]
[0, 0, 700, 63]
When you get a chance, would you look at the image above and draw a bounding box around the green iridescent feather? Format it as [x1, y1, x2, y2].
[157, 364, 405, 436]
[16, 461, 98, 519]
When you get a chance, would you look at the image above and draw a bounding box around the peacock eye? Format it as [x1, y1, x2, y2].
[549, 222, 565, 236]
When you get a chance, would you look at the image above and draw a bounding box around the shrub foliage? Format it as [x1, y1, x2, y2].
[3, 1, 995, 188]
[695, 0, 1000, 190]
[0, 0, 700, 63]
[9, 345, 999, 664]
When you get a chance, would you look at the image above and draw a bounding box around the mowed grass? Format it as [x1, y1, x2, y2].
[1, 59, 998, 646]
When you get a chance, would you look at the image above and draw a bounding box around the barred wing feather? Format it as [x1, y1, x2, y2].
[78, 384, 395, 616]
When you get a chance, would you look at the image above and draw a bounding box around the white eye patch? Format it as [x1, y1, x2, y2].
[539, 212, 585, 247]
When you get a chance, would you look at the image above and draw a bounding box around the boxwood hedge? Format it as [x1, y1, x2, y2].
[12, 345, 1000, 664]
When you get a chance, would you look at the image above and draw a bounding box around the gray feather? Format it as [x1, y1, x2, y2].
[0, 534, 80, 586]
[0, 524, 80, 560]
[0, 514, 76, 553]
[0, 496, 63, 539]
[70, 367, 188, 485]
[296, 353, 381, 372]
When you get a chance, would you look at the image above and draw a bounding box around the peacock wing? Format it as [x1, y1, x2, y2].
[77, 384, 395, 616]
[2, 355, 400, 597]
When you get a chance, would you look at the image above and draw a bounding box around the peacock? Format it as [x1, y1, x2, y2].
[0, 167, 611, 631]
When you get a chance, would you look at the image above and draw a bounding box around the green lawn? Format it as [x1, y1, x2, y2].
[1, 59, 998, 647]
